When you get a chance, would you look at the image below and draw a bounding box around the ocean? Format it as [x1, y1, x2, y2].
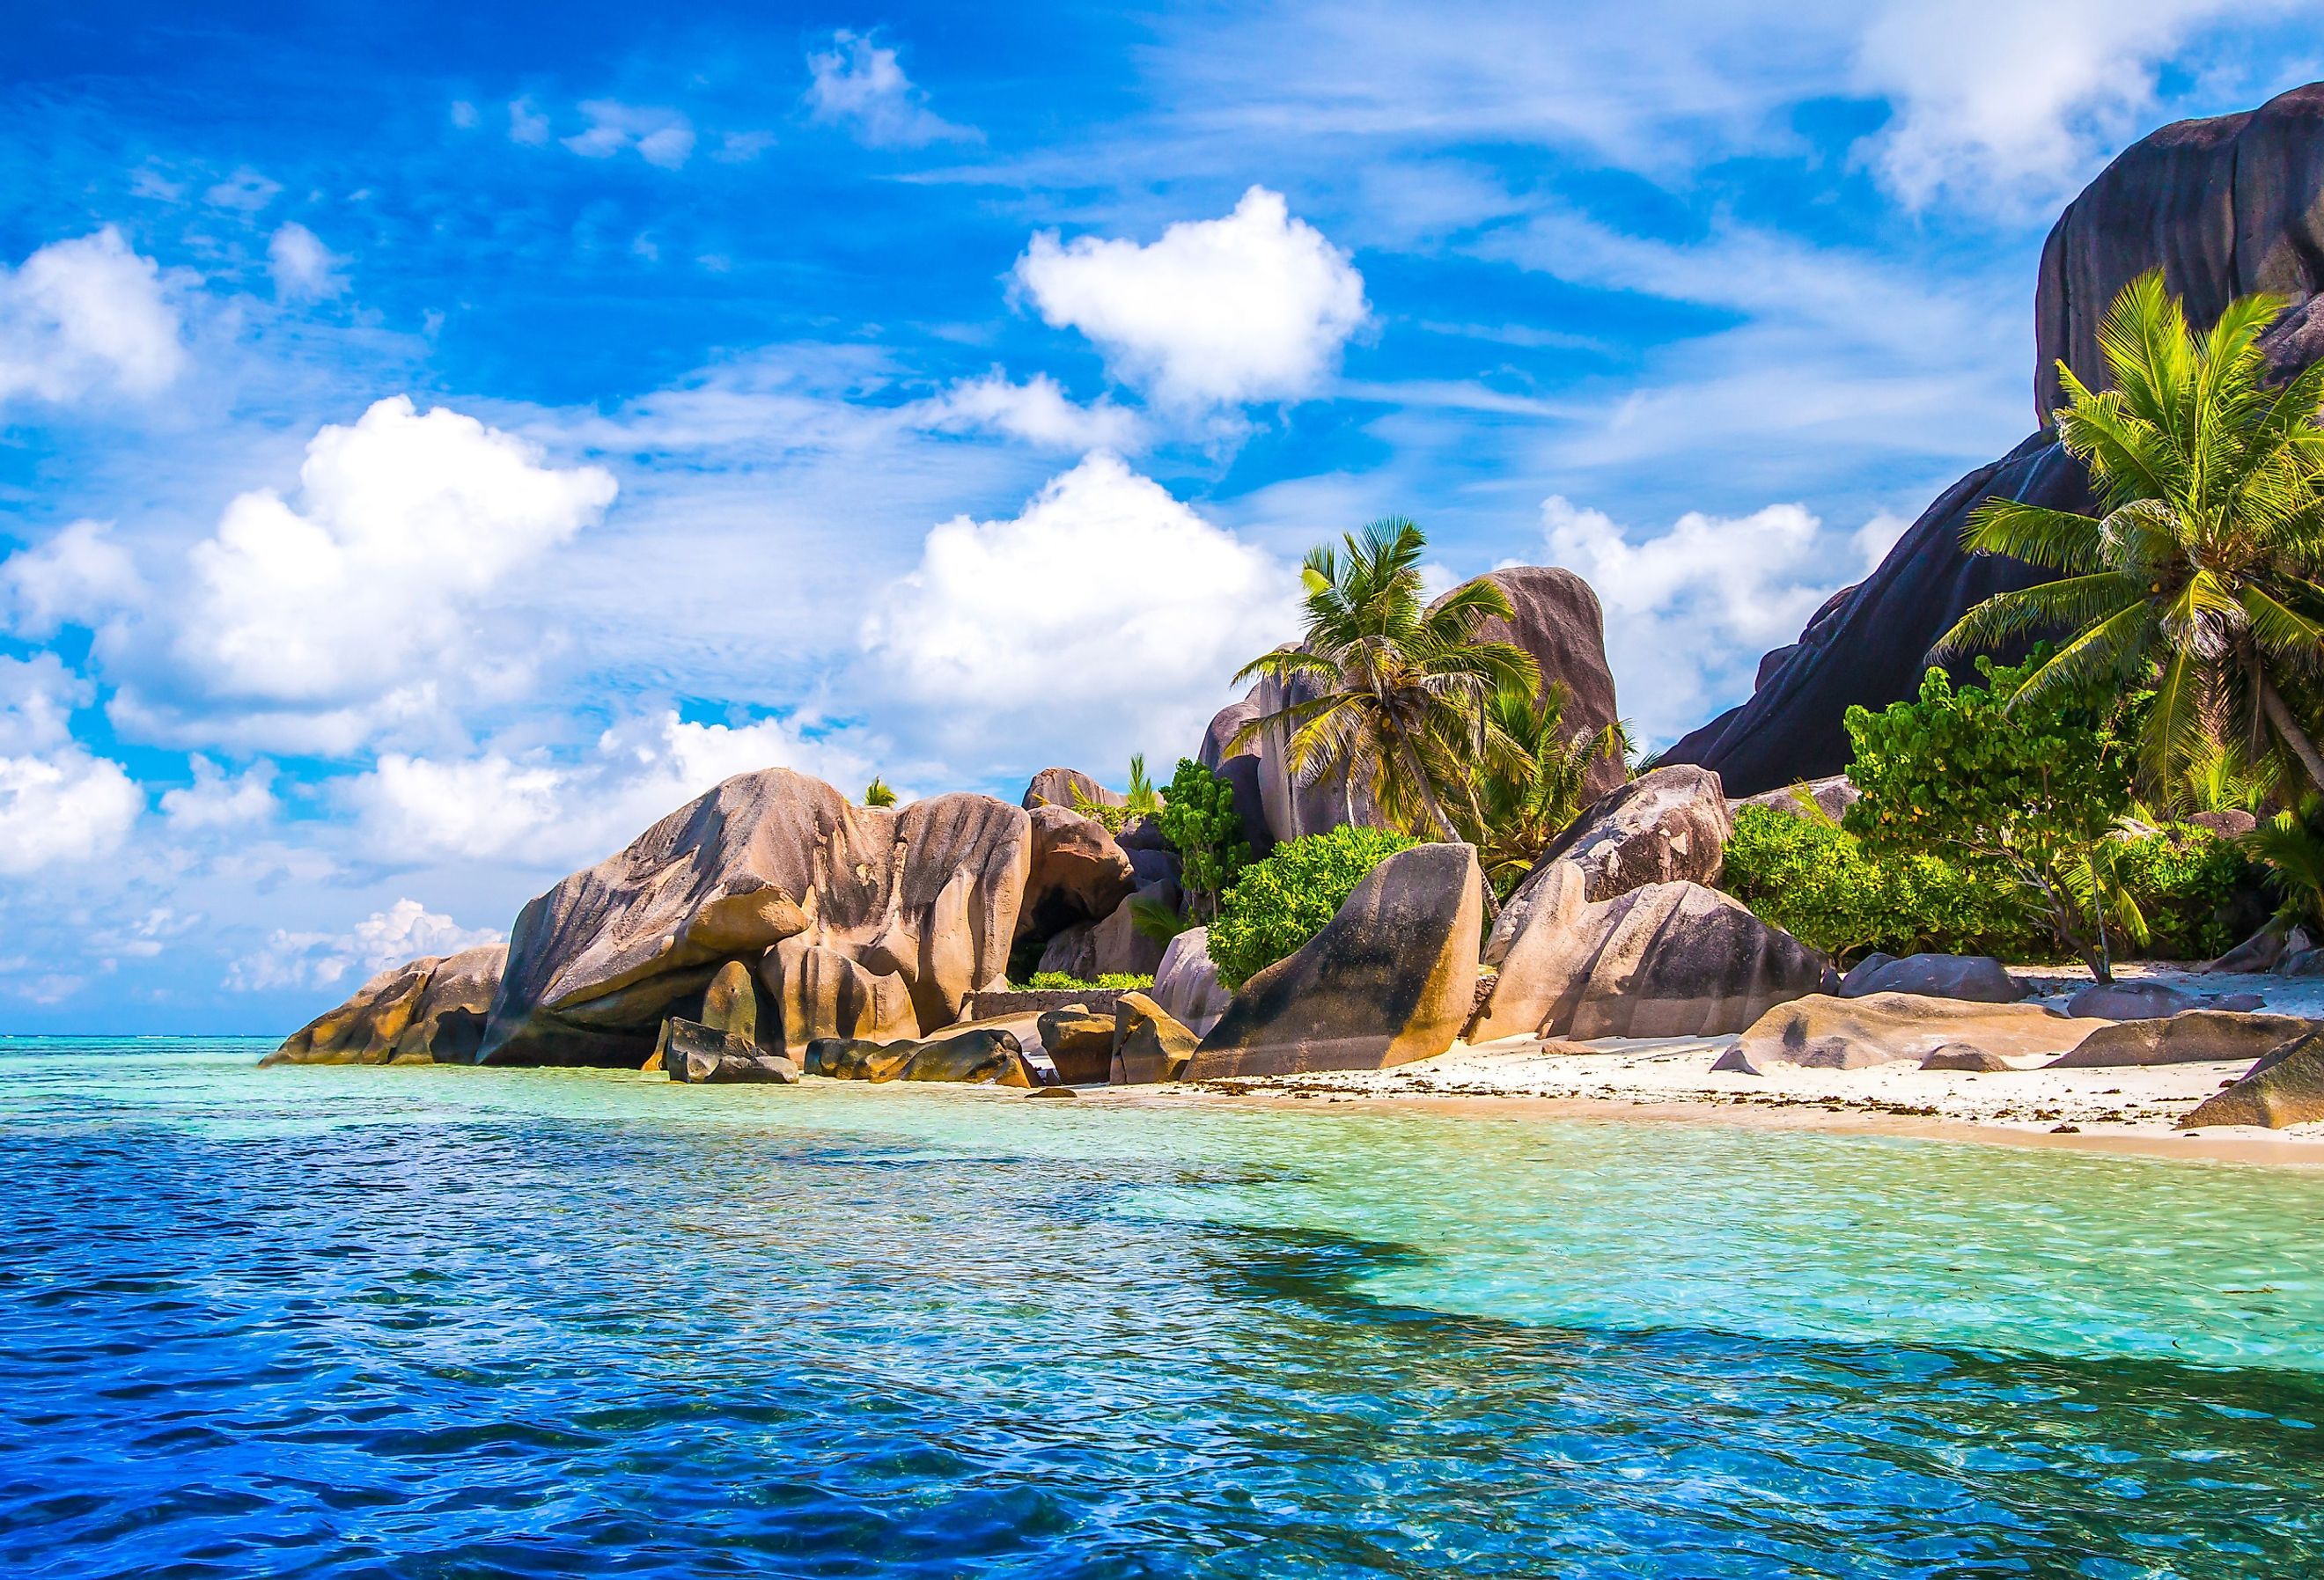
[4, 1037, 2320, 1577]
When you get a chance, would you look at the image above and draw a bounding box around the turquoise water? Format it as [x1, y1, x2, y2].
[3, 1038, 2320, 1577]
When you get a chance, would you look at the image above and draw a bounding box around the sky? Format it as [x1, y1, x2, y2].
[2, 1, 2318, 1033]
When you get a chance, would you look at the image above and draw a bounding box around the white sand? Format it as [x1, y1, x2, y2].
[1151, 962, 2324, 1167]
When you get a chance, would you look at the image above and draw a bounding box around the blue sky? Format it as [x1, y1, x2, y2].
[3, 1, 2318, 1032]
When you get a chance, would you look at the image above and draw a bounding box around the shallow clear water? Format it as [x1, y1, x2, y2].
[3, 1039, 2320, 1578]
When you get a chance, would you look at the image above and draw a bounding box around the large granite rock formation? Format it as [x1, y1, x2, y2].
[263, 944, 506, 1066]
[763, 936, 920, 1056]
[1182, 843, 1482, 1079]
[1485, 765, 1730, 966]
[1022, 767, 1123, 812]
[2178, 1028, 2324, 1128]
[1475, 873, 1824, 1042]
[1198, 567, 1621, 846]
[1019, 805, 1136, 941]
[1666, 85, 2324, 796]
[1840, 953, 2026, 1003]
[1151, 927, 1231, 1036]
[1109, 991, 1202, 1085]
[477, 768, 1028, 1066]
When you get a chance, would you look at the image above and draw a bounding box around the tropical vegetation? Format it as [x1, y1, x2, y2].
[1208, 826, 1416, 989]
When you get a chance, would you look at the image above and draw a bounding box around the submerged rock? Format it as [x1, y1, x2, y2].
[660, 1018, 800, 1084]
[1182, 843, 1481, 1080]
[264, 944, 506, 1066]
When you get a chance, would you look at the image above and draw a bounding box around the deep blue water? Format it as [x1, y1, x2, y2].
[3, 1039, 2320, 1578]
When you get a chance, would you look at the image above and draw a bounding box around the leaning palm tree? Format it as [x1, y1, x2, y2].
[1936, 269, 2324, 797]
[1230, 518, 1541, 842]
[1463, 680, 1633, 894]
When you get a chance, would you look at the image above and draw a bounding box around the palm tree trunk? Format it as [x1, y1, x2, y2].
[1394, 733, 1499, 924]
[2258, 674, 2324, 795]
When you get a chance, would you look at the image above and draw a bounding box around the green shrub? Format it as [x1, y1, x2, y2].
[1723, 805, 2253, 964]
[1025, 971, 1154, 992]
[1156, 758, 1251, 922]
[1208, 825, 1416, 988]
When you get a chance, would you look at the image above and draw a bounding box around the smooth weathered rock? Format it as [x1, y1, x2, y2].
[1716, 994, 2108, 1074]
[1730, 775, 1861, 824]
[1151, 927, 1231, 1037]
[1838, 953, 1898, 993]
[901, 1028, 1035, 1086]
[1182, 844, 1482, 1080]
[1022, 768, 1123, 813]
[2280, 947, 2324, 978]
[763, 936, 918, 1056]
[1037, 1008, 1115, 1084]
[661, 1018, 800, 1084]
[1126, 846, 1180, 887]
[1036, 921, 1097, 981]
[2179, 1029, 2324, 1128]
[1475, 876, 1825, 1042]
[2207, 926, 2300, 974]
[2066, 981, 2199, 1020]
[1019, 805, 1136, 940]
[699, 959, 761, 1043]
[1197, 567, 1621, 846]
[264, 944, 506, 1066]
[1843, 954, 2027, 1003]
[479, 769, 1027, 1066]
[1110, 991, 1201, 1085]
[804, 1036, 913, 1082]
[1921, 1044, 2014, 1072]
[1486, 766, 1729, 966]
[1088, 880, 1176, 979]
[2047, 1010, 2314, 1069]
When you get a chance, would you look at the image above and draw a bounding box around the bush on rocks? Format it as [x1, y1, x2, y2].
[1208, 826, 1416, 989]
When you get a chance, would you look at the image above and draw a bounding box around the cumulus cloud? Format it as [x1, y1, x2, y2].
[159, 756, 278, 831]
[908, 371, 1144, 452]
[861, 453, 1296, 769]
[227, 897, 502, 992]
[1014, 187, 1369, 410]
[0, 654, 143, 875]
[1855, 0, 2260, 210]
[348, 709, 886, 869]
[1531, 494, 1895, 746]
[268, 222, 346, 300]
[1, 520, 145, 639]
[563, 100, 696, 168]
[132, 395, 614, 750]
[0, 227, 185, 408]
[805, 30, 974, 148]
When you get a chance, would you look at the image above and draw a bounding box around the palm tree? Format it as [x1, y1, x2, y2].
[1936, 269, 2324, 798]
[1230, 518, 1541, 843]
[863, 776, 898, 808]
[1463, 680, 1633, 895]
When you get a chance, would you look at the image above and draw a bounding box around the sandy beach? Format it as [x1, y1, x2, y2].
[1066, 962, 2324, 1167]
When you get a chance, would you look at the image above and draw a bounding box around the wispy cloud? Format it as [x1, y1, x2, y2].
[805, 30, 977, 149]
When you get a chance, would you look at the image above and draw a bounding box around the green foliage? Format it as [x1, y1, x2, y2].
[1844, 656, 2137, 976]
[1725, 806, 2251, 964]
[1156, 758, 1251, 922]
[2246, 804, 2324, 933]
[1208, 826, 1416, 988]
[1026, 971, 1154, 992]
[1068, 783, 1128, 834]
[1938, 268, 2324, 802]
[1127, 891, 1192, 945]
[1463, 679, 1632, 897]
[862, 776, 897, 808]
[1122, 753, 1163, 820]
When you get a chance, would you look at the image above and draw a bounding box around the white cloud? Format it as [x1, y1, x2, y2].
[1, 520, 145, 639]
[449, 100, 480, 129]
[0, 227, 185, 408]
[228, 897, 501, 992]
[348, 709, 887, 869]
[508, 97, 551, 145]
[0, 654, 143, 875]
[268, 222, 346, 300]
[160, 756, 278, 830]
[1854, 0, 2262, 211]
[861, 452, 1297, 769]
[1014, 187, 1369, 410]
[563, 100, 695, 169]
[908, 371, 1144, 452]
[204, 168, 281, 212]
[1531, 494, 1887, 746]
[805, 30, 974, 149]
[148, 395, 614, 746]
